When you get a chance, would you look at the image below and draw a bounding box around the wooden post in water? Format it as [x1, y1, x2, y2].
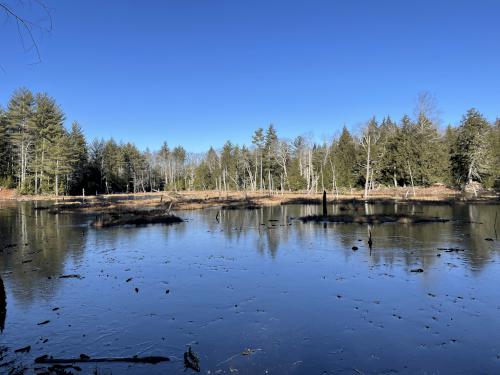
[322, 190, 327, 216]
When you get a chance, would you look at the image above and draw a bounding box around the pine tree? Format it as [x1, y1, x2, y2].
[413, 112, 445, 185]
[264, 124, 278, 192]
[488, 119, 500, 188]
[251, 128, 264, 190]
[68, 122, 88, 194]
[32, 93, 66, 194]
[451, 109, 492, 188]
[332, 126, 356, 188]
[87, 139, 106, 194]
[7, 88, 36, 192]
[0, 108, 11, 184]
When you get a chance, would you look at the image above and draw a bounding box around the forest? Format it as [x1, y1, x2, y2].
[0, 88, 499, 197]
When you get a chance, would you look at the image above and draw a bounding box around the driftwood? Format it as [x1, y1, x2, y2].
[35, 354, 169, 364]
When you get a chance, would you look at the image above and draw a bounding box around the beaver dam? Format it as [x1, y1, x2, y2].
[299, 213, 450, 224]
[0, 201, 499, 374]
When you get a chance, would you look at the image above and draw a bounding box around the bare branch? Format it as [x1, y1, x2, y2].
[0, 1, 52, 65]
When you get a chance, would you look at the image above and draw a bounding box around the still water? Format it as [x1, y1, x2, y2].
[0, 201, 499, 374]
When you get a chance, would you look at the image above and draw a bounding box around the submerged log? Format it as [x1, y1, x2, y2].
[35, 354, 170, 364]
[299, 214, 449, 225]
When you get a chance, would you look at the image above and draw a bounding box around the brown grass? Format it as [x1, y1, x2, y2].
[4, 186, 499, 213]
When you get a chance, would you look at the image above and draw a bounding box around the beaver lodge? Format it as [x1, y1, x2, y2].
[92, 211, 183, 228]
[299, 214, 449, 224]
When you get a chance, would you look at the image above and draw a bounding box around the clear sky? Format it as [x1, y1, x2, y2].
[1, 0, 499, 152]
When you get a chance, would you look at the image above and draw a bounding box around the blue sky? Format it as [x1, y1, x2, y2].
[1, 0, 499, 151]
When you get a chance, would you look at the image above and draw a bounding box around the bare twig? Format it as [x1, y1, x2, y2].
[0, 1, 52, 64]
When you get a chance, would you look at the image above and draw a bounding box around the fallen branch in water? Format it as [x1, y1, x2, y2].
[59, 274, 83, 279]
[35, 354, 169, 364]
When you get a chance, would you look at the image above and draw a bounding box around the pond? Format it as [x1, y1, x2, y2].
[0, 201, 499, 374]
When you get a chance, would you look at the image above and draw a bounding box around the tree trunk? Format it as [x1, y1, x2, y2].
[364, 136, 371, 199]
[55, 160, 59, 197]
[407, 160, 416, 197]
[322, 190, 327, 216]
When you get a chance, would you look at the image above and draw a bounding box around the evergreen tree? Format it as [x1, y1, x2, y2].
[67, 122, 88, 194]
[0, 108, 12, 184]
[332, 126, 356, 188]
[251, 128, 264, 190]
[7, 88, 36, 192]
[451, 109, 492, 187]
[487, 119, 500, 188]
[264, 124, 278, 192]
[87, 139, 106, 194]
[441, 124, 456, 185]
[32, 93, 66, 194]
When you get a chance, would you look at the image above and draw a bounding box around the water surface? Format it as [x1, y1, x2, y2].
[0, 201, 499, 374]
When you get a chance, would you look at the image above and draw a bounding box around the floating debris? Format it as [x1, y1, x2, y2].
[37, 320, 50, 325]
[410, 268, 424, 273]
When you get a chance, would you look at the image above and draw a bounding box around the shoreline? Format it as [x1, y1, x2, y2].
[2, 187, 499, 212]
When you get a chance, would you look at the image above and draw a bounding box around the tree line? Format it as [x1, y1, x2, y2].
[1, 88, 499, 196]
